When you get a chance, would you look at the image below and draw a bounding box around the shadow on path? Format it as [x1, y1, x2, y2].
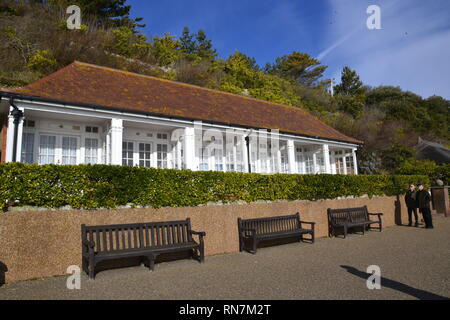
[341, 265, 449, 300]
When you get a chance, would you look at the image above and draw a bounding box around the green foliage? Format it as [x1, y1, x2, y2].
[380, 144, 417, 172]
[27, 49, 58, 73]
[108, 26, 150, 58]
[396, 160, 449, 185]
[217, 51, 300, 105]
[334, 66, 364, 96]
[151, 33, 181, 67]
[265, 51, 327, 86]
[334, 93, 365, 119]
[0, 163, 427, 211]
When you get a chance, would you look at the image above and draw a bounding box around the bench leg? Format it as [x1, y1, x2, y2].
[88, 262, 95, 279]
[86, 253, 95, 279]
[343, 225, 347, 239]
[146, 254, 157, 271]
[199, 244, 205, 263]
[251, 238, 258, 254]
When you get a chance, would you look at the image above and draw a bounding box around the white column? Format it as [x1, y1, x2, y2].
[5, 106, 24, 162]
[184, 126, 196, 170]
[110, 118, 123, 165]
[287, 140, 296, 174]
[323, 144, 331, 174]
[352, 148, 358, 175]
[312, 150, 317, 174]
[330, 151, 336, 174]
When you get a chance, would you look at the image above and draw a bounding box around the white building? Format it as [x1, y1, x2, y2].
[0, 61, 362, 174]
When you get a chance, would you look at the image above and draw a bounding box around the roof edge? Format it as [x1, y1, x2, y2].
[0, 91, 363, 146]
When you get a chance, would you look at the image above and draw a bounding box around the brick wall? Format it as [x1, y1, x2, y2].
[0, 195, 408, 283]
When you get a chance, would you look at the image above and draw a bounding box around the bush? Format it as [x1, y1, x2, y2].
[0, 163, 428, 211]
[396, 160, 449, 185]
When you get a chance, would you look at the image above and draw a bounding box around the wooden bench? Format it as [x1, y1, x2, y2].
[238, 213, 315, 254]
[327, 206, 383, 238]
[81, 218, 205, 279]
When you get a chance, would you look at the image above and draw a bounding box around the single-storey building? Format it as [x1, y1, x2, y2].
[0, 61, 362, 174]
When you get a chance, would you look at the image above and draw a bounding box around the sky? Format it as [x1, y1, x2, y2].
[128, 0, 450, 99]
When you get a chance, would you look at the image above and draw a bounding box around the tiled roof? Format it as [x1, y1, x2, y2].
[11, 61, 362, 144]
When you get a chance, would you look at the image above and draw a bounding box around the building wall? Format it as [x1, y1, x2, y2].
[0, 195, 407, 283]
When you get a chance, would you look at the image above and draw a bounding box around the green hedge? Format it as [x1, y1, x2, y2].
[0, 163, 428, 210]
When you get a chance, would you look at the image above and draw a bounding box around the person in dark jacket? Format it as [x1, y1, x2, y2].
[404, 185, 419, 227]
[416, 184, 433, 229]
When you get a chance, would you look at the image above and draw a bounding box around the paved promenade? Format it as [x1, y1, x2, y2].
[1, 215, 449, 300]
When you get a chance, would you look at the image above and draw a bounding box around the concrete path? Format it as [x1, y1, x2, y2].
[1, 215, 449, 300]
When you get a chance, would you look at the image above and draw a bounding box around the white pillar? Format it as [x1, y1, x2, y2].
[110, 118, 123, 165]
[323, 144, 331, 174]
[287, 140, 296, 174]
[5, 106, 24, 162]
[241, 134, 248, 173]
[184, 127, 196, 170]
[352, 148, 358, 175]
[312, 150, 317, 174]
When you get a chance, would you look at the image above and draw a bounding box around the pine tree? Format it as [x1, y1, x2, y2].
[334, 66, 364, 95]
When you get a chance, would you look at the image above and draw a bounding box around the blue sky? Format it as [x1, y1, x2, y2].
[128, 0, 450, 99]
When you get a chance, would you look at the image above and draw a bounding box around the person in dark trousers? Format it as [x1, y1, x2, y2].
[416, 184, 434, 229]
[404, 184, 419, 227]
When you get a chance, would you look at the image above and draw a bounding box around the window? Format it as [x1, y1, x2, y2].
[85, 126, 99, 133]
[280, 148, 289, 173]
[304, 154, 314, 174]
[157, 133, 168, 140]
[62, 137, 77, 165]
[336, 157, 345, 174]
[85, 138, 98, 164]
[214, 148, 223, 171]
[139, 143, 151, 167]
[316, 153, 325, 173]
[39, 135, 56, 164]
[199, 147, 209, 171]
[346, 156, 355, 175]
[24, 120, 35, 128]
[21, 133, 35, 163]
[296, 153, 304, 174]
[122, 141, 134, 166]
[157, 144, 168, 168]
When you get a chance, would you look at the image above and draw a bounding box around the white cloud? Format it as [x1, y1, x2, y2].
[319, 0, 450, 98]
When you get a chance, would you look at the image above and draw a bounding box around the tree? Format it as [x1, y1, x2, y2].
[265, 51, 327, 86]
[334, 66, 364, 95]
[333, 67, 366, 118]
[195, 29, 217, 60]
[179, 26, 196, 55]
[151, 33, 180, 67]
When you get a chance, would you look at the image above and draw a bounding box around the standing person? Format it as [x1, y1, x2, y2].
[416, 184, 434, 229]
[404, 184, 419, 227]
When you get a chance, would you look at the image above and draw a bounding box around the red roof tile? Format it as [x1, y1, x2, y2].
[12, 61, 362, 144]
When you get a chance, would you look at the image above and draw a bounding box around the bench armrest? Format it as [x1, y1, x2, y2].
[190, 230, 206, 237]
[299, 220, 315, 225]
[83, 239, 95, 248]
[240, 228, 257, 237]
[369, 212, 383, 216]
